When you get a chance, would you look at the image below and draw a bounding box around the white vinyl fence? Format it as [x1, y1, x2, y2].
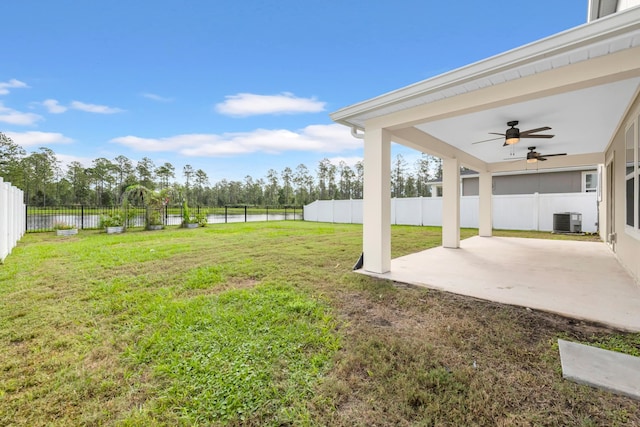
[304, 192, 598, 233]
[0, 177, 26, 262]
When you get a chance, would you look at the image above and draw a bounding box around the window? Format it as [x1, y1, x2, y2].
[626, 123, 634, 227]
[428, 184, 443, 197]
[582, 171, 598, 193]
[625, 116, 639, 235]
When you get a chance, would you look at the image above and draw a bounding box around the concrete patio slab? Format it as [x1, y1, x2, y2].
[558, 339, 640, 400]
[359, 236, 640, 331]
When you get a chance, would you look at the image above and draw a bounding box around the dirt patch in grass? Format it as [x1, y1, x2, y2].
[312, 278, 640, 426]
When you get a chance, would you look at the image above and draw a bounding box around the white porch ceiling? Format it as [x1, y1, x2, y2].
[414, 77, 640, 165]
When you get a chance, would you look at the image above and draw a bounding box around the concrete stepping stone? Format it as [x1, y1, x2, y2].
[558, 339, 640, 400]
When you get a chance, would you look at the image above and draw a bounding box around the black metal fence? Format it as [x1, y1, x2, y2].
[26, 205, 303, 232]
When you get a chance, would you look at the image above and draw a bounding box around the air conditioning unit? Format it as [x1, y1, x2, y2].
[553, 212, 582, 233]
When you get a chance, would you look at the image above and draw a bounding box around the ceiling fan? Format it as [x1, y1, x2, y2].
[512, 146, 567, 163]
[472, 120, 554, 146]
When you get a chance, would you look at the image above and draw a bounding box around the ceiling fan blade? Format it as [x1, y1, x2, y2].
[521, 134, 554, 139]
[471, 136, 503, 145]
[538, 157, 548, 161]
[520, 126, 551, 136]
[488, 132, 506, 136]
[540, 153, 567, 157]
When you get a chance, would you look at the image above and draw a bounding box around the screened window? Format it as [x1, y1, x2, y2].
[626, 124, 635, 227]
[625, 118, 638, 232]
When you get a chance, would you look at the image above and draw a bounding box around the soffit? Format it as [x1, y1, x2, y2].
[413, 77, 640, 164]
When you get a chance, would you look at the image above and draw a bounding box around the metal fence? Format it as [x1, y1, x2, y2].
[25, 205, 303, 232]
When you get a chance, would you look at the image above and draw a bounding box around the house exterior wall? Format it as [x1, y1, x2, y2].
[604, 90, 640, 284]
[462, 178, 479, 196]
[462, 171, 590, 196]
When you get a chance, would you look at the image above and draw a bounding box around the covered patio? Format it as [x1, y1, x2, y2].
[359, 236, 640, 331]
[331, 7, 640, 272]
[330, 3, 640, 331]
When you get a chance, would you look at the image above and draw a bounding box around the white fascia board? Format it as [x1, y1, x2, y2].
[588, 0, 600, 21]
[331, 6, 640, 129]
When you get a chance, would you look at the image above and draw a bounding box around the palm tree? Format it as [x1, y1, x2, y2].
[123, 184, 172, 229]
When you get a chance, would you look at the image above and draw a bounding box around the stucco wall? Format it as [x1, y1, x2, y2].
[605, 91, 640, 284]
[462, 170, 592, 196]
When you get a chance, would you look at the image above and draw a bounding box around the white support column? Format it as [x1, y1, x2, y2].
[442, 157, 460, 248]
[363, 128, 391, 273]
[478, 171, 493, 237]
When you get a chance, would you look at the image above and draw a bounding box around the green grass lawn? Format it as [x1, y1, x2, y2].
[0, 222, 638, 426]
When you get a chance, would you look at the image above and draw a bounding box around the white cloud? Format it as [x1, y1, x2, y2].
[0, 102, 42, 126]
[215, 92, 326, 117]
[110, 123, 361, 157]
[41, 99, 68, 114]
[5, 131, 74, 147]
[35, 99, 122, 114]
[0, 79, 29, 95]
[70, 100, 124, 114]
[141, 92, 173, 102]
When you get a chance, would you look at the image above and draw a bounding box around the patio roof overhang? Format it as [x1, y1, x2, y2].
[330, 6, 640, 174]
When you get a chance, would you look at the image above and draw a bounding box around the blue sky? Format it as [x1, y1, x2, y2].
[2, 0, 586, 183]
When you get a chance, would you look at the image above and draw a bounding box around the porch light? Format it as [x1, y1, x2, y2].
[505, 127, 520, 145]
[526, 151, 537, 163]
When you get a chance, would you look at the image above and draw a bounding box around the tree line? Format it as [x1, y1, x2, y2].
[0, 132, 443, 207]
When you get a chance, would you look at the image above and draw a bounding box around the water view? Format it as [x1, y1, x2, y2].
[27, 212, 303, 232]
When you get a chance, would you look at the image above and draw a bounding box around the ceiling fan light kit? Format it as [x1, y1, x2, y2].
[472, 120, 554, 146]
[526, 146, 566, 163]
[504, 120, 520, 145]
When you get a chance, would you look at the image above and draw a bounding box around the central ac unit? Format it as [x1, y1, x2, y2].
[553, 212, 582, 233]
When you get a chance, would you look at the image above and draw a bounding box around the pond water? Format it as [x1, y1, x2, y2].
[27, 212, 303, 231]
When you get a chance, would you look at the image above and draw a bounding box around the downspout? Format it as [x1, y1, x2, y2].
[351, 126, 365, 139]
[351, 126, 364, 270]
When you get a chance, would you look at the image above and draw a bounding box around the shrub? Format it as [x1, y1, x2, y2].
[53, 222, 75, 230]
[99, 212, 125, 228]
[195, 212, 208, 227]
